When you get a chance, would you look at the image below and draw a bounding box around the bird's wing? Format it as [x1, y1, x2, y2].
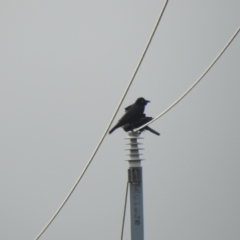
[119, 104, 142, 123]
[125, 104, 132, 111]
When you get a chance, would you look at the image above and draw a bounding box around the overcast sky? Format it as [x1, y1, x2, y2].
[1, 1, 240, 240]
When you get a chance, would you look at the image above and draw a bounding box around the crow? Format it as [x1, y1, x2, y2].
[109, 97, 150, 134]
[122, 116, 160, 136]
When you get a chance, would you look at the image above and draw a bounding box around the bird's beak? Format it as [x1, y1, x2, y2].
[146, 100, 150, 103]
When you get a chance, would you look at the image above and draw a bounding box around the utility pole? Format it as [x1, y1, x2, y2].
[126, 132, 144, 240]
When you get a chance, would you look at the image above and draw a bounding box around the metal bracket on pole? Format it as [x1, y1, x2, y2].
[125, 132, 144, 240]
[128, 168, 141, 184]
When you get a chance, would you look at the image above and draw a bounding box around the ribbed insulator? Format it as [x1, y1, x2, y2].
[125, 132, 144, 162]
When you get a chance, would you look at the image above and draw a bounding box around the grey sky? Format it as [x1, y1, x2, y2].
[1, 1, 240, 239]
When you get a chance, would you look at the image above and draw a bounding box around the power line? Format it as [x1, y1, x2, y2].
[134, 26, 240, 132]
[34, 2, 168, 239]
[120, 181, 129, 240]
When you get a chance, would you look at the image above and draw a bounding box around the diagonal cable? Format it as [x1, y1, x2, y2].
[120, 181, 129, 240]
[34, 1, 168, 239]
[134, 26, 240, 132]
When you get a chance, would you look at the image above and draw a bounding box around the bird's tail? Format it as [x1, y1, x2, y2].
[109, 126, 117, 134]
[145, 126, 160, 136]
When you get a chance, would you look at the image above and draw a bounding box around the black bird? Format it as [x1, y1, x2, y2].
[109, 97, 150, 134]
[123, 115, 160, 136]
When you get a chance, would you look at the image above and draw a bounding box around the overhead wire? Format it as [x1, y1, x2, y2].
[134, 26, 240, 132]
[34, 1, 169, 239]
[120, 181, 129, 240]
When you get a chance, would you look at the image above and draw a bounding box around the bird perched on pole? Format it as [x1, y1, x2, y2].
[109, 97, 150, 134]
